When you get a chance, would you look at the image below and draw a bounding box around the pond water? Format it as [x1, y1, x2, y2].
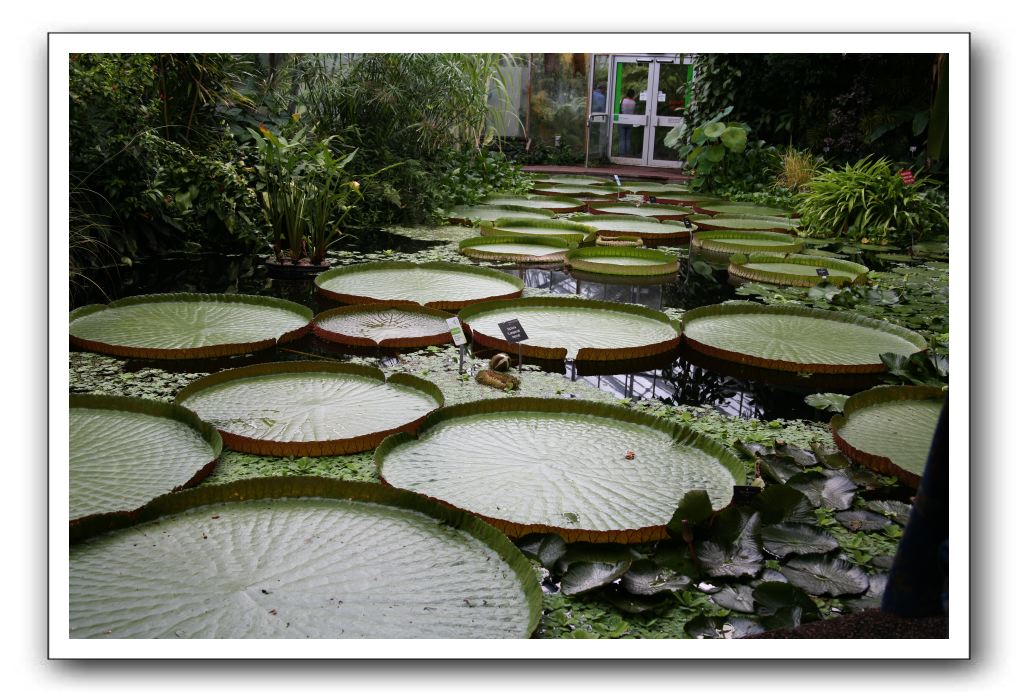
[71, 228, 874, 422]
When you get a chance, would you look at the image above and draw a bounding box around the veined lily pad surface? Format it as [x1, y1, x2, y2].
[728, 253, 869, 287]
[532, 174, 613, 186]
[689, 214, 801, 232]
[69, 478, 541, 638]
[532, 184, 619, 198]
[70, 395, 222, 523]
[680, 303, 927, 374]
[315, 261, 523, 310]
[459, 297, 680, 362]
[313, 305, 454, 348]
[485, 219, 596, 244]
[480, 194, 584, 213]
[831, 386, 945, 487]
[458, 236, 572, 263]
[565, 247, 679, 276]
[176, 362, 443, 456]
[694, 202, 795, 217]
[692, 231, 804, 259]
[447, 204, 554, 224]
[69, 293, 312, 359]
[587, 202, 693, 220]
[571, 214, 691, 245]
[377, 399, 744, 543]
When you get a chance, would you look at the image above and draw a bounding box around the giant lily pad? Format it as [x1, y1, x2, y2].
[484, 219, 597, 244]
[647, 192, 724, 207]
[70, 395, 222, 524]
[315, 261, 523, 310]
[680, 302, 927, 374]
[694, 202, 795, 217]
[447, 204, 555, 224]
[531, 184, 619, 199]
[376, 398, 744, 543]
[532, 174, 614, 186]
[586, 201, 694, 220]
[691, 231, 804, 260]
[728, 253, 869, 287]
[570, 214, 691, 246]
[176, 362, 443, 456]
[69, 293, 312, 360]
[313, 305, 455, 349]
[830, 385, 945, 487]
[69, 478, 541, 638]
[458, 297, 680, 362]
[689, 214, 801, 232]
[565, 247, 678, 276]
[458, 236, 573, 263]
[480, 194, 584, 213]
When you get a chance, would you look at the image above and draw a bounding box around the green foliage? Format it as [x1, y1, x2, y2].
[665, 107, 776, 193]
[774, 147, 824, 193]
[795, 156, 948, 245]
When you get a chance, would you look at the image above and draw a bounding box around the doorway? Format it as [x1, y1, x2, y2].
[595, 55, 693, 168]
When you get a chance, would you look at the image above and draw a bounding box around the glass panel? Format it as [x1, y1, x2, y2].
[527, 53, 588, 153]
[612, 121, 645, 158]
[654, 63, 690, 117]
[587, 55, 611, 164]
[613, 62, 649, 117]
[651, 125, 681, 162]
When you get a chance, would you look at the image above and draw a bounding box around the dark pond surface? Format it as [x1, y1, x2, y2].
[72, 228, 859, 422]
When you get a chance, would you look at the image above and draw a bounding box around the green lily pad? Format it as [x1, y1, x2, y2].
[531, 184, 619, 198]
[176, 362, 443, 456]
[679, 302, 927, 374]
[831, 385, 945, 487]
[516, 533, 568, 570]
[69, 293, 312, 360]
[565, 247, 679, 276]
[570, 214, 692, 245]
[866, 499, 913, 525]
[695, 510, 764, 578]
[480, 194, 585, 213]
[458, 297, 680, 362]
[620, 559, 694, 595]
[376, 398, 744, 543]
[728, 253, 869, 287]
[458, 235, 573, 263]
[695, 202, 794, 217]
[532, 174, 613, 186]
[447, 204, 555, 224]
[760, 523, 839, 558]
[751, 484, 816, 525]
[485, 218, 597, 244]
[69, 478, 542, 638]
[685, 614, 765, 639]
[312, 305, 455, 349]
[691, 231, 804, 260]
[315, 261, 523, 311]
[804, 393, 849, 412]
[752, 581, 819, 620]
[560, 561, 632, 596]
[779, 555, 869, 597]
[835, 510, 894, 532]
[70, 395, 222, 523]
[689, 214, 800, 232]
[586, 202, 694, 220]
[711, 584, 756, 613]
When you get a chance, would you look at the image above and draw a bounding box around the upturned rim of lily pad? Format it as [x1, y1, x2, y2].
[728, 252, 870, 287]
[312, 304, 456, 349]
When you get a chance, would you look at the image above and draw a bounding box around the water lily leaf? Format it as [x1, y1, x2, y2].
[652, 541, 701, 574]
[804, 393, 850, 413]
[559, 561, 632, 596]
[565, 247, 679, 276]
[554, 542, 643, 572]
[586, 202, 694, 223]
[692, 231, 804, 260]
[711, 584, 755, 613]
[70, 395, 222, 524]
[760, 607, 807, 631]
[680, 303, 927, 374]
[772, 443, 820, 468]
[696, 511, 763, 578]
[459, 296, 680, 362]
[458, 235, 572, 263]
[480, 193, 585, 214]
[692, 214, 799, 232]
[752, 581, 820, 621]
[448, 204, 555, 224]
[757, 568, 789, 584]
[486, 218, 598, 244]
[176, 362, 442, 457]
[786, 470, 857, 510]
[760, 523, 839, 558]
[780, 555, 870, 596]
[695, 202, 793, 217]
[831, 385, 945, 487]
[835, 510, 893, 532]
[378, 398, 744, 543]
[315, 261, 523, 310]
[621, 558, 693, 596]
[70, 478, 542, 638]
[685, 614, 765, 639]
[759, 456, 802, 484]
[866, 499, 913, 525]
[601, 587, 671, 614]
[69, 293, 312, 360]
[729, 253, 870, 288]
[313, 304, 455, 349]
[516, 533, 568, 570]
[751, 484, 816, 525]
[846, 572, 889, 612]
[666, 489, 715, 536]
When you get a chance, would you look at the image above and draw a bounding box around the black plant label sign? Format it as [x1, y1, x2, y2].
[498, 319, 529, 344]
[683, 217, 693, 229]
[649, 196, 657, 203]
[731, 485, 762, 506]
[815, 267, 830, 278]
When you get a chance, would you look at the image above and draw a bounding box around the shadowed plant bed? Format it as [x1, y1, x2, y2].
[830, 385, 945, 487]
[446, 204, 555, 225]
[484, 218, 597, 244]
[571, 214, 691, 246]
[458, 235, 574, 263]
[680, 303, 927, 374]
[459, 297, 680, 363]
[480, 194, 585, 214]
[692, 231, 805, 260]
[176, 361, 443, 456]
[315, 261, 523, 310]
[565, 247, 679, 277]
[69, 477, 542, 639]
[689, 214, 801, 232]
[586, 201, 694, 221]
[69, 293, 313, 360]
[728, 253, 869, 287]
[376, 398, 744, 543]
[313, 305, 455, 349]
[70, 395, 223, 525]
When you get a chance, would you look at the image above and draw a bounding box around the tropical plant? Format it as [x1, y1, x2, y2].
[795, 156, 948, 245]
[774, 147, 823, 193]
[664, 107, 775, 193]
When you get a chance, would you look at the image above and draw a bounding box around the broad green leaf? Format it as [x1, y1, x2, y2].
[786, 470, 857, 510]
[751, 484, 816, 525]
[554, 542, 642, 572]
[691, 214, 800, 231]
[685, 614, 765, 639]
[566, 247, 678, 277]
[692, 231, 804, 259]
[752, 581, 819, 620]
[779, 555, 870, 597]
[719, 126, 748, 152]
[666, 489, 715, 535]
[704, 143, 727, 163]
[559, 561, 632, 596]
[480, 194, 584, 213]
[760, 523, 839, 558]
[711, 584, 755, 613]
[620, 558, 693, 596]
[696, 511, 763, 578]
[586, 202, 693, 219]
[515, 533, 568, 570]
[703, 122, 727, 139]
[835, 510, 894, 532]
[866, 499, 912, 525]
[804, 393, 850, 412]
[729, 253, 869, 288]
[70, 478, 541, 639]
[485, 218, 596, 244]
[448, 205, 555, 223]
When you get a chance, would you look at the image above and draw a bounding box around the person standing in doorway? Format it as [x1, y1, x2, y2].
[619, 89, 637, 157]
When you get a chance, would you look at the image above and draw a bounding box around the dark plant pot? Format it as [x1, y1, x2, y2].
[265, 257, 331, 279]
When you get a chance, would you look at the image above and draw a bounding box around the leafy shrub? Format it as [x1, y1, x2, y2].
[795, 156, 947, 244]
